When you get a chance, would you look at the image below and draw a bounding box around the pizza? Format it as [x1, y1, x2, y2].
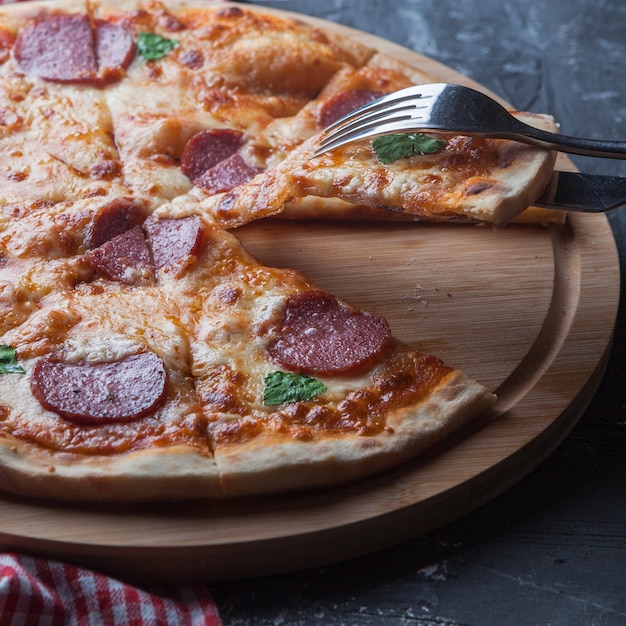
[0, 0, 565, 503]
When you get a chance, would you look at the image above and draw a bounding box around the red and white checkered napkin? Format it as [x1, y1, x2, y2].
[0, 553, 222, 625]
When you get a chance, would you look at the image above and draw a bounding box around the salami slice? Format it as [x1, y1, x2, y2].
[318, 89, 385, 128]
[94, 19, 136, 82]
[87, 226, 154, 284]
[194, 153, 261, 195]
[15, 15, 98, 83]
[31, 352, 168, 425]
[267, 291, 391, 375]
[14, 15, 135, 85]
[181, 129, 244, 183]
[88, 198, 147, 249]
[144, 215, 204, 271]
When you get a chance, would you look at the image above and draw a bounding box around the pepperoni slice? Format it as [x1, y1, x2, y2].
[15, 15, 97, 83]
[318, 89, 386, 128]
[31, 352, 168, 425]
[194, 153, 261, 195]
[87, 226, 154, 284]
[144, 215, 204, 271]
[94, 19, 136, 83]
[266, 291, 391, 375]
[15, 15, 135, 86]
[181, 129, 244, 183]
[88, 198, 147, 249]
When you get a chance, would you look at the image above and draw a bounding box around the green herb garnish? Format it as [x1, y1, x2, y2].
[372, 133, 447, 164]
[136, 32, 179, 61]
[0, 344, 25, 375]
[263, 371, 326, 406]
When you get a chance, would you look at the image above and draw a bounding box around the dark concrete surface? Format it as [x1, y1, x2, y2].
[211, 2, 626, 624]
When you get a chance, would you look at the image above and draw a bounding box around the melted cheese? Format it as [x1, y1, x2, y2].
[153, 205, 380, 414]
[0, 77, 122, 209]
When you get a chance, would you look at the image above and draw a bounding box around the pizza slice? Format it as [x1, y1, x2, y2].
[0, 281, 219, 501]
[141, 201, 497, 498]
[195, 107, 558, 229]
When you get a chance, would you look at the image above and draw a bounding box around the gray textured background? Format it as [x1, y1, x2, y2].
[211, 2, 626, 624]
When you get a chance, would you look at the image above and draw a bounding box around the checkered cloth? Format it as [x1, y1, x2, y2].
[0, 553, 222, 625]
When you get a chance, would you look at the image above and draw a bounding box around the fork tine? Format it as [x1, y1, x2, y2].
[322, 88, 426, 134]
[321, 98, 389, 134]
[316, 115, 413, 153]
[318, 102, 422, 147]
[314, 117, 433, 156]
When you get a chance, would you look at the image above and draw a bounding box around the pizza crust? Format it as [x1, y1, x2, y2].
[213, 371, 495, 498]
[0, 438, 219, 501]
[0, 367, 494, 502]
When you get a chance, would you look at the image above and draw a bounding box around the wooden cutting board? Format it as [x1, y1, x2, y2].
[0, 4, 619, 583]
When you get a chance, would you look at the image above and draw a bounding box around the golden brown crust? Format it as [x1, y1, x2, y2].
[0, 368, 494, 502]
[0, 438, 219, 501]
[213, 370, 495, 498]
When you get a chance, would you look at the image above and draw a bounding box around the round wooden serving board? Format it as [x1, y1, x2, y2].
[0, 4, 620, 583]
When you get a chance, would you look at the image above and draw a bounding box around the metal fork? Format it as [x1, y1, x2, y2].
[313, 83, 626, 159]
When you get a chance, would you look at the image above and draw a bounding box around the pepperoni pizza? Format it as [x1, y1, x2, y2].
[0, 0, 560, 502]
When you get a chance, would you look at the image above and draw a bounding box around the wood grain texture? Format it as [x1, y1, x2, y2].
[0, 2, 620, 584]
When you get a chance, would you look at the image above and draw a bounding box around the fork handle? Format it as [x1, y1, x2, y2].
[509, 119, 626, 160]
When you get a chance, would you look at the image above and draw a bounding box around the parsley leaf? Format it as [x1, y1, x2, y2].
[0, 344, 25, 375]
[137, 32, 179, 61]
[263, 371, 326, 406]
[372, 133, 447, 164]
